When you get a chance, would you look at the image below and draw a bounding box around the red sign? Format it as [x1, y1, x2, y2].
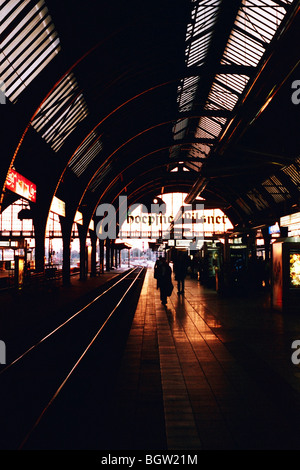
[5, 169, 36, 203]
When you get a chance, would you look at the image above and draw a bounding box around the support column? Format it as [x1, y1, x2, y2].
[262, 227, 272, 289]
[99, 240, 104, 274]
[106, 239, 111, 271]
[111, 240, 117, 268]
[78, 225, 87, 281]
[110, 241, 115, 268]
[62, 231, 71, 286]
[60, 216, 73, 286]
[89, 230, 97, 277]
[34, 225, 46, 274]
[32, 211, 47, 274]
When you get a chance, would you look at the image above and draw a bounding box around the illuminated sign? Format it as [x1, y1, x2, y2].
[269, 222, 280, 235]
[179, 208, 233, 233]
[272, 242, 283, 310]
[176, 240, 191, 247]
[290, 252, 300, 288]
[75, 211, 83, 225]
[0, 241, 18, 248]
[50, 197, 65, 217]
[281, 212, 300, 227]
[280, 213, 300, 236]
[5, 169, 36, 203]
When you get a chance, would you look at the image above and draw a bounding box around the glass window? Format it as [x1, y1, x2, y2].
[31, 74, 89, 152]
[69, 132, 103, 177]
[1, 0, 61, 103]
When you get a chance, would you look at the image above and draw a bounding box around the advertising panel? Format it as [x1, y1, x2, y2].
[50, 196, 65, 217]
[75, 211, 83, 225]
[5, 169, 36, 203]
[272, 242, 283, 310]
[290, 252, 300, 288]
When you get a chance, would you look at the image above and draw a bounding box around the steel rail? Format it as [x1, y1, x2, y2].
[18, 265, 144, 450]
[0, 266, 143, 376]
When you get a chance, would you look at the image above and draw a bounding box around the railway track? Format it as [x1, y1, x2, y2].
[0, 266, 146, 450]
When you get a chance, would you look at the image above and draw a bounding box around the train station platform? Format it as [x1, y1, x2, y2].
[106, 268, 300, 450]
[1, 265, 300, 451]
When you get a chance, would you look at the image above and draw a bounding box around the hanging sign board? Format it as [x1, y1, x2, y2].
[74, 211, 83, 225]
[5, 169, 36, 203]
[50, 196, 65, 217]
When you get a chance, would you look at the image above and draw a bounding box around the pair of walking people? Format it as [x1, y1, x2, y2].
[154, 250, 188, 305]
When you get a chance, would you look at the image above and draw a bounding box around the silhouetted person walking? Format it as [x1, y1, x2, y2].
[154, 256, 163, 289]
[155, 257, 173, 305]
[174, 250, 189, 295]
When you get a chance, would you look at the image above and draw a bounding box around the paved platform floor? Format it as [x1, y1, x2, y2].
[107, 268, 300, 450]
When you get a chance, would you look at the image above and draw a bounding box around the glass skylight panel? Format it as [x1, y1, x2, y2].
[190, 143, 212, 158]
[1, 0, 31, 31]
[270, 175, 291, 197]
[1, 0, 61, 103]
[236, 2, 286, 43]
[31, 73, 88, 152]
[72, 144, 102, 176]
[214, 74, 250, 96]
[222, 29, 265, 67]
[69, 131, 98, 166]
[69, 133, 103, 177]
[186, 31, 213, 67]
[176, 0, 292, 167]
[206, 82, 240, 111]
[31, 74, 78, 131]
[283, 165, 300, 188]
[90, 164, 112, 192]
[222, 0, 289, 68]
[262, 177, 290, 202]
[173, 119, 189, 141]
[185, 0, 221, 67]
[169, 145, 180, 160]
[236, 198, 252, 214]
[196, 116, 223, 139]
[175, 0, 222, 150]
[42, 95, 88, 152]
[193, 6, 217, 36]
[177, 76, 200, 112]
[247, 189, 269, 210]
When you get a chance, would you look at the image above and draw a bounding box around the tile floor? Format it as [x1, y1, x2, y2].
[110, 268, 300, 450]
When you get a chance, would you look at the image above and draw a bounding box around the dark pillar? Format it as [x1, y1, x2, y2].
[34, 227, 46, 273]
[62, 231, 71, 286]
[106, 239, 111, 271]
[90, 230, 97, 277]
[262, 227, 272, 288]
[32, 212, 47, 274]
[99, 240, 104, 274]
[222, 234, 231, 293]
[110, 241, 115, 268]
[60, 216, 72, 286]
[78, 225, 87, 281]
[113, 244, 117, 268]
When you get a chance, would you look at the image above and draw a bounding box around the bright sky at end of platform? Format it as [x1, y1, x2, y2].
[117, 192, 233, 250]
